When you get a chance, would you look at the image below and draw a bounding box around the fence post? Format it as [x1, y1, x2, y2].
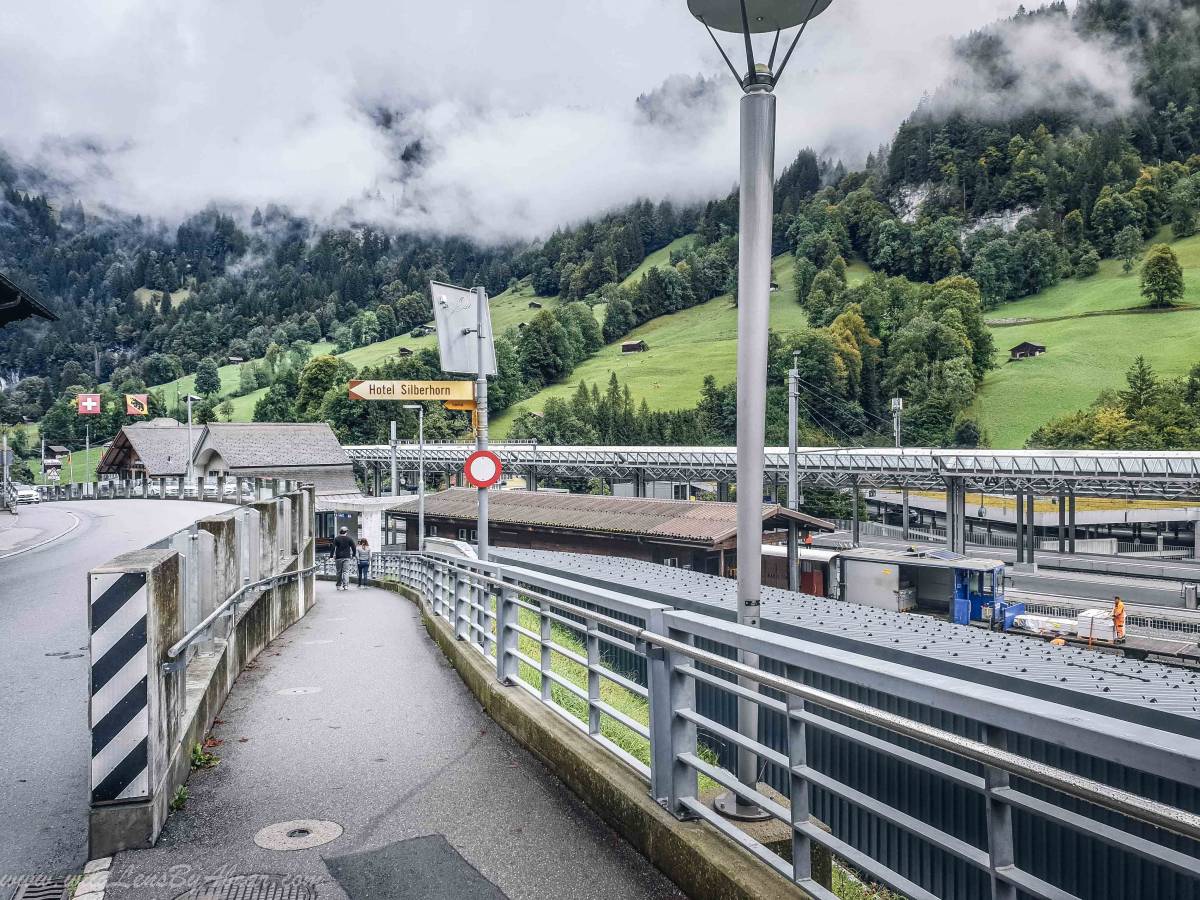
[646, 608, 675, 807]
[454, 571, 469, 641]
[539, 598, 553, 703]
[586, 619, 601, 737]
[983, 726, 1018, 900]
[666, 626, 697, 816]
[496, 583, 519, 684]
[788, 690, 813, 884]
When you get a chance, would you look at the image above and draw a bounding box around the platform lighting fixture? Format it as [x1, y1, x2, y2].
[686, 0, 836, 822]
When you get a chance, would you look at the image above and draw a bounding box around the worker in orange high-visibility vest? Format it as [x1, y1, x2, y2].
[803, 531, 813, 548]
[1112, 595, 1126, 642]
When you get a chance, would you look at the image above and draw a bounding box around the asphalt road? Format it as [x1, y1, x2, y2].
[0, 499, 229, 879]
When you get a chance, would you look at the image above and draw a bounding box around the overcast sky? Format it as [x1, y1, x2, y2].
[0, 0, 1129, 242]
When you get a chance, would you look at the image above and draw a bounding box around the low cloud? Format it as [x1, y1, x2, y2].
[0, 1, 1137, 242]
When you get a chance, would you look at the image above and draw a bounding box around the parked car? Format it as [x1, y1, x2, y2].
[14, 484, 40, 504]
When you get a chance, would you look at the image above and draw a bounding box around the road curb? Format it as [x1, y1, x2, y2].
[0, 510, 81, 560]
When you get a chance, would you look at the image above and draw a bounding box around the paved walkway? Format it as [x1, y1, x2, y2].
[105, 581, 683, 900]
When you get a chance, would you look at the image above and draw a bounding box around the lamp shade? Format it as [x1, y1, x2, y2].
[687, 0, 835, 34]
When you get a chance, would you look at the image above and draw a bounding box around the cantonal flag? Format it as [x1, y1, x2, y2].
[125, 394, 149, 416]
[76, 393, 102, 415]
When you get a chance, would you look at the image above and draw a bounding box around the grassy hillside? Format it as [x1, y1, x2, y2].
[974, 232, 1200, 448]
[492, 253, 809, 436]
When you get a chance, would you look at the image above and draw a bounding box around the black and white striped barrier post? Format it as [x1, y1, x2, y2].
[87, 550, 181, 857]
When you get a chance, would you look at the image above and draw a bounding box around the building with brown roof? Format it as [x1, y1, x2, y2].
[96, 419, 199, 478]
[391, 488, 833, 576]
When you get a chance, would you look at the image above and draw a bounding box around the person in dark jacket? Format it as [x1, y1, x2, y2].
[332, 527, 356, 590]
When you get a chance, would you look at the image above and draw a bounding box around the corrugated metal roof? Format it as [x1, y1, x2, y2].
[492, 548, 1200, 735]
[407, 488, 829, 544]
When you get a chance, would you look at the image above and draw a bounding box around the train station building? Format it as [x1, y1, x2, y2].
[390, 487, 833, 575]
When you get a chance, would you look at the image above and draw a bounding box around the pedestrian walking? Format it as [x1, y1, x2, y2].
[332, 526, 356, 590]
[1112, 595, 1126, 642]
[356, 538, 371, 589]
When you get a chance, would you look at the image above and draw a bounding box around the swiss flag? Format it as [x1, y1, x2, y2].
[76, 393, 102, 415]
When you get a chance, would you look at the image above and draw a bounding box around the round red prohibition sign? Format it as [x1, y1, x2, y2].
[464, 450, 503, 488]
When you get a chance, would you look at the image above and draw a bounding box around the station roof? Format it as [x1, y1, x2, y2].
[0, 270, 57, 326]
[491, 548, 1200, 738]
[344, 443, 1200, 499]
[392, 488, 834, 547]
[837, 547, 1005, 573]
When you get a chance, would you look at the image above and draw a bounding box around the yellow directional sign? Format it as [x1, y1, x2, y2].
[444, 400, 477, 411]
[348, 380, 474, 402]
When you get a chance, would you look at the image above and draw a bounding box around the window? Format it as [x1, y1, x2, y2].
[663, 557, 680, 568]
[426, 525, 438, 537]
[673, 484, 688, 501]
[457, 528, 478, 541]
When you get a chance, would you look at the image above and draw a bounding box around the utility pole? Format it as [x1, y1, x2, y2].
[85, 421, 90, 498]
[2, 432, 10, 501]
[404, 405, 425, 551]
[389, 420, 399, 498]
[787, 352, 801, 592]
[475, 286, 490, 564]
[893, 397, 909, 540]
[687, 0, 835, 822]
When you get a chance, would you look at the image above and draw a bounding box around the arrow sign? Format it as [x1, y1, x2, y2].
[348, 380, 474, 402]
[444, 400, 477, 411]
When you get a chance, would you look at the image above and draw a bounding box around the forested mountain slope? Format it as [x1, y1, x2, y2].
[4, 0, 1200, 459]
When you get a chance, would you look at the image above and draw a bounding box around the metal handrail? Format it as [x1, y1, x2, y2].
[165, 562, 318, 663]
[397, 551, 1200, 847]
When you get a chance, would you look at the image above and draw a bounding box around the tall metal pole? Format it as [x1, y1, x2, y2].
[718, 83, 776, 821]
[475, 285, 490, 564]
[85, 421, 91, 498]
[186, 396, 194, 484]
[787, 354, 800, 593]
[389, 420, 398, 497]
[417, 408, 425, 553]
[893, 397, 909, 541]
[2, 432, 9, 500]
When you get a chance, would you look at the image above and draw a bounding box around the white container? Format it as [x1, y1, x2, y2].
[1074, 610, 1117, 642]
[1013, 614, 1077, 636]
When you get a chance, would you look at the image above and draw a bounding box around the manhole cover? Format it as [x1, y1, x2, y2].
[254, 819, 343, 851]
[174, 874, 316, 900]
[13, 881, 68, 900]
[275, 687, 322, 696]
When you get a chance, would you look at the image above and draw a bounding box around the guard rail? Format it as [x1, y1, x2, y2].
[365, 550, 1200, 900]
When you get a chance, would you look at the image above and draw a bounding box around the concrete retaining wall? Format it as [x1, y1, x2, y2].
[87, 484, 316, 858]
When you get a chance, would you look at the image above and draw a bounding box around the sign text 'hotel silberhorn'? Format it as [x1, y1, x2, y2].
[347, 380, 475, 402]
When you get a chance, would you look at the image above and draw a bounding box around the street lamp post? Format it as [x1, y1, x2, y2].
[403, 404, 425, 552]
[389, 420, 399, 498]
[184, 393, 200, 484]
[787, 351, 801, 593]
[687, 0, 836, 821]
[892, 397, 909, 540]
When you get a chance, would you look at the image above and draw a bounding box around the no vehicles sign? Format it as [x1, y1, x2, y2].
[464, 450, 502, 489]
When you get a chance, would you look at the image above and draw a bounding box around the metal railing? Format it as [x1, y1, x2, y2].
[38, 474, 295, 504]
[376, 550, 1200, 900]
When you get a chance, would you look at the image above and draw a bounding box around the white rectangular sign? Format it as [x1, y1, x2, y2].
[430, 280, 497, 377]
